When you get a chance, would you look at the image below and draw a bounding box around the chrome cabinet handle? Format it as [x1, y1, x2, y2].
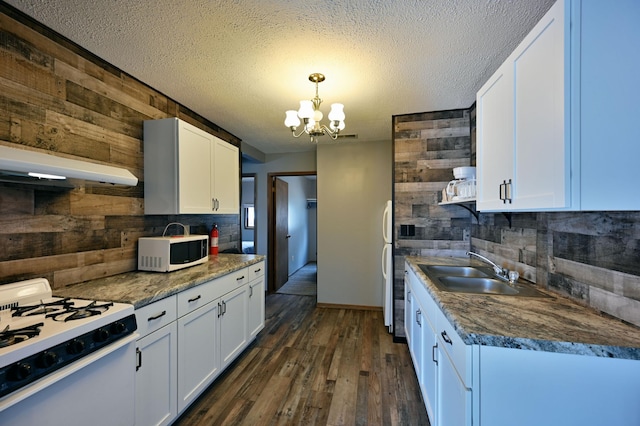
[441, 330, 453, 345]
[249, 285, 253, 297]
[500, 179, 513, 204]
[147, 310, 166, 321]
[432, 343, 438, 365]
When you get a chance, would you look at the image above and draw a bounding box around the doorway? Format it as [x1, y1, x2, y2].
[241, 174, 257, 254]
[267, 172, 317, 294]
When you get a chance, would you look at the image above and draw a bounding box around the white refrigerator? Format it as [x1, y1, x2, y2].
[382, 200, 393, 332]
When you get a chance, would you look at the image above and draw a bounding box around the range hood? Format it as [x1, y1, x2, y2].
[0, 145, 138, 187]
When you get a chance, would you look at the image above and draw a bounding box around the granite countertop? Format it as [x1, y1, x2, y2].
[405, 256, 640, 360]
[55, 254, 265, 309]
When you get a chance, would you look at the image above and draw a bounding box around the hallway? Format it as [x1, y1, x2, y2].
[277, 262, 317, 297]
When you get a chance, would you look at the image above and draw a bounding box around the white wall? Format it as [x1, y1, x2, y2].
[316, 140, 392, 307]
[242, 151, 317, 259]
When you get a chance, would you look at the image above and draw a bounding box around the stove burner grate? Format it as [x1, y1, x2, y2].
[12, 298, 73, 317]
[46, 301, 114, 322]
[0, 322, 44, 348]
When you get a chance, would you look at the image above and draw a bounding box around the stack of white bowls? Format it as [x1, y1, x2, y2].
[445, 167, 476, 201]
[453, 167, 476, 181]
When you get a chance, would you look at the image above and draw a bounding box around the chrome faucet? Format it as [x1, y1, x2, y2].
[466, 251, 518, 285]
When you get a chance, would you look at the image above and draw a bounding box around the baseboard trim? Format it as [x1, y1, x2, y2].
[316, 303, 382, 311]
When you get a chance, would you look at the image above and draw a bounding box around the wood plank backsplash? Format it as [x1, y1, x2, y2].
[392, 109, 473, 339]
[0, 6, 240, 289]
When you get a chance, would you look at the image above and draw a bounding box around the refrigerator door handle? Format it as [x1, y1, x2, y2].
[382, 244, 389, 279]
[382, 200, 392, 243]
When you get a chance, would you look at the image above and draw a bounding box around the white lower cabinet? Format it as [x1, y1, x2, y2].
[135, 261, 265, 426]
[405, 262, 640, 426]
[135, 296, 178, 426]
[437, 346, 471, 426]
[219, 284, 248, 369]
[177, 292, 220, 413]
[247, 262, 265, 339]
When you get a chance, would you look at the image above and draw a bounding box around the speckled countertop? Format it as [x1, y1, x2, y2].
[54, 254, 265, 309]
[406, 256, 640, 360]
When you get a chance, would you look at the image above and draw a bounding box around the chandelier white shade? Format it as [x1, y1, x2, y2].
[284, 73, 346, 143]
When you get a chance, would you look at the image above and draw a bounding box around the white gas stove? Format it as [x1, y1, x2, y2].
[0, 278, 137, 425]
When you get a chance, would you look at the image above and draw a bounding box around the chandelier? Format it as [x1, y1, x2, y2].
[284, 73, 346, 143]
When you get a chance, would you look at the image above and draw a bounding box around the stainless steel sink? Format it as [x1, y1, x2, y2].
[418, 264, 551, 298]
[421, 265, 490, 278]
[438, 276, 519, 295]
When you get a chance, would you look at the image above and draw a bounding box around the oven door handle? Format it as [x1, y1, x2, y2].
[0, 332, 139, 411]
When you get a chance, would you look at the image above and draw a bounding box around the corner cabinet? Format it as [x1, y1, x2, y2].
[143, 118, 240, 215]
[477, 0, 640, 212]
[405, 262, 640, 426]
[134, 261, 265, 426]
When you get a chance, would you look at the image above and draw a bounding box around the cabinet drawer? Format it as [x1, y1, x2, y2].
[177, 280, 218, 318]
[212, 268, 249, 299]
[436, 308, 472, 387]
[248, 262, 265, 281]
[136, 296, 178, 338]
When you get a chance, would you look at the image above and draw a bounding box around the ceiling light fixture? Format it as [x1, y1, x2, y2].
[284, 73, 345, 143]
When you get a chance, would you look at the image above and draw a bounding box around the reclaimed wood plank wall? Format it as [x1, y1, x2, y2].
[392, 109, 472, 338]
[0, 6, 241, 289]
[472, 211, 640, 327]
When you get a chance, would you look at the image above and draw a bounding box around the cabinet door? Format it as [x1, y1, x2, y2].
[178, 121, 214, 213]
[410, 295, 424, 381]
[438, 347, 472, 426]
[212, 138, 239, 214]
[248, 277, 265, 339]
[421, 312, 438, 425]
[177, 301, 220, 413]
[476, 60, 514, 211]
[404, 271, 412, 344]
[512, 0, 566, 210]
[136, 323, 178, 426]
[220, 285, 249, 369]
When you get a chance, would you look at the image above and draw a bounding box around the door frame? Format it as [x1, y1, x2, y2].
[241, 173, 257, 253]
[267, 171, 316, 293]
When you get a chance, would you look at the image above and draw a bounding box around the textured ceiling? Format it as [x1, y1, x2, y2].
[6, 0, 555, 154]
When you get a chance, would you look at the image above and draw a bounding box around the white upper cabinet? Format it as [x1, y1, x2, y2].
[477, 0, 640, 211]
[476, 60, 515, 211]
[143, 118, 239, 215]
[211, 140, 241, 214]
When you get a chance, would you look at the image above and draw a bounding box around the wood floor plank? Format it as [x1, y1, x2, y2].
[174, 292, 429, 426]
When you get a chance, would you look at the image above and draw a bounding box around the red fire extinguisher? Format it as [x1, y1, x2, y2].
[210, 223, 219, 256]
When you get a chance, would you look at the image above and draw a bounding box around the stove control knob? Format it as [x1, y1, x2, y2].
[8, 362, 31, 381]
[94, 328, 110, 342]
[67, 339, 85, 355]
[36, 351, 58, 369]
[110, 322, 127, 335]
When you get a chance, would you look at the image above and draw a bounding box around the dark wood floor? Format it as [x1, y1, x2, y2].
[174, 293, 429, 425]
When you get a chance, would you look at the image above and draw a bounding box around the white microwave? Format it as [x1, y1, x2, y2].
[138, 234, 209, 272]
